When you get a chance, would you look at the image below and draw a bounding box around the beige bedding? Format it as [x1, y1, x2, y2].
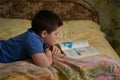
[0, 18, 120, 80]
[58, 20, 120, 62]
[0, 18, 120, 62]
[0, 1, 120, 80]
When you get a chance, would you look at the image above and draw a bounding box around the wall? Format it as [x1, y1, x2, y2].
[85, 0, 120, 56]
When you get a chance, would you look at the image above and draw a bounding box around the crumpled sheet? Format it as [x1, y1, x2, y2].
[0, 54, 120, 80]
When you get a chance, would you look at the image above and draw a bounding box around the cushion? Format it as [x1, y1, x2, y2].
[58, 20, 104, 43]
[0, 18, 102, 41]
[0, 18, 31, 39]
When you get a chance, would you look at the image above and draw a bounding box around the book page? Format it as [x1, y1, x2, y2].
[62, 46, 99, 58]
[59, 40, 89, 50]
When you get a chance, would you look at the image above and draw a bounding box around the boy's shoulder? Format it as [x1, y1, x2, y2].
[25, 28, 43, 42]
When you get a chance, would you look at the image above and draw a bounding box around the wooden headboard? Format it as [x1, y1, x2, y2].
[0, 0, 99, 23]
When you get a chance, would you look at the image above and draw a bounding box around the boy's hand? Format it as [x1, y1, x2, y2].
[51, 45, 61, 56]
[45, 48, 52, 56]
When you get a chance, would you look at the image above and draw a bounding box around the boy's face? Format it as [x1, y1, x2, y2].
[42, 27, 61, 46]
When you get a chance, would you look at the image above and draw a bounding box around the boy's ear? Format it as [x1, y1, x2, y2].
[40, 30, 48, 38]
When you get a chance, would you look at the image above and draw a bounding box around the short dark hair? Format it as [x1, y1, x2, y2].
[31, 10, 63, 34]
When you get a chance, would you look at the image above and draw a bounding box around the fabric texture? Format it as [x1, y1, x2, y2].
[0, 54, 120, 80]
[0, 0, 99, 23]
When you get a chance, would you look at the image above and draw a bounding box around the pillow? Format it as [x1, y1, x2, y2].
[0, 18, 103, 41]
[57, 20, 105, 43]
[0, 18, 31, 40]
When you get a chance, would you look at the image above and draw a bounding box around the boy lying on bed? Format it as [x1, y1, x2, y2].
[0, 10, 63, 67]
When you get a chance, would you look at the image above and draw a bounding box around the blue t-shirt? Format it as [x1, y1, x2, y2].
[0, 29, 48, 63]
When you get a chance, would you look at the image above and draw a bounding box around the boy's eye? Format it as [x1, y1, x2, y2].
[55, 33, 58, 36]
[55, 32, 59, 36]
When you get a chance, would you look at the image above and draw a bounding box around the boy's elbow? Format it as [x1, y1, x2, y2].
[46, 61, 53, 67]
[44, 63, 52, 67]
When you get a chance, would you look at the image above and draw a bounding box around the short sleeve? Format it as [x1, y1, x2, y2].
[25, 34, 45, 57]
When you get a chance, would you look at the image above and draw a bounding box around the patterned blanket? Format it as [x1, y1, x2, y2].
[0, 54, 120, 80]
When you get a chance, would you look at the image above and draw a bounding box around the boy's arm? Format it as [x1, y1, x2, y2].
[31, 45, 61, 67]
[32, 49, 53, 67]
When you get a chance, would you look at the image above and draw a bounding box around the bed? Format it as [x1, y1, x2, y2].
[0, 0, 120, 80]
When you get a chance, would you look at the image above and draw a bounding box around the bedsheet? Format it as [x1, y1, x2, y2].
[0, 54, 120, 80]
[0, 18, 120, 80]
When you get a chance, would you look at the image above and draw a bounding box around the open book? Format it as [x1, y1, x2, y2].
[59, 40, 100, 58]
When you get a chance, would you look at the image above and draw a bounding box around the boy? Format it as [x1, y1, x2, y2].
[0, 10, 63, 67]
